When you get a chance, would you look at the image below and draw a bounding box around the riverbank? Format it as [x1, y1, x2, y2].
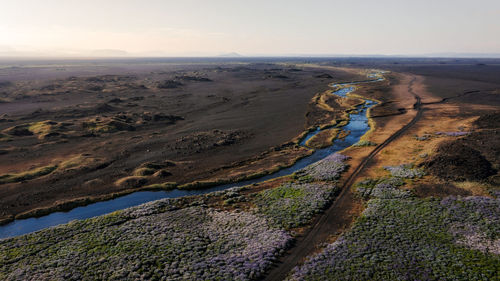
[1, 63, 369, 223]
[0, 71, 384, 238]
[0, 152, 353, 280]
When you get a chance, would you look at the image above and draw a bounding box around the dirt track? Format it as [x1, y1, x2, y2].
[263, 75, 423, 281]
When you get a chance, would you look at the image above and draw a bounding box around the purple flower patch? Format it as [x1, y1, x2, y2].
[300, 153, 350, 181]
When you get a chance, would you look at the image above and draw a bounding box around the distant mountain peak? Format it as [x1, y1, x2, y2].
[218, 52, 243, 57]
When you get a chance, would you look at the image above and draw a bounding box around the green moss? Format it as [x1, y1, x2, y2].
[296, 174, 314, 183]
[114, 176, 148, 188]
[263, 185, 306, 200]
[0, 165, 57, 184]
[133, 167, 156, 176]
[82, 119, 135, 134]
[142, 182, 178, 190]
[353, 140, 377, 147]
[28, 121, 55, 135]
[25, 120, 68, 139]
[58, 154, 102, 171]
[254, 183, 336, 229]
[304, 128, 339, 149]
[178, 179, 229, 190]
[336, 120, 349, 127]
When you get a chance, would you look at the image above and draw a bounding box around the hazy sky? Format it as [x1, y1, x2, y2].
[1, 0, 499, 56]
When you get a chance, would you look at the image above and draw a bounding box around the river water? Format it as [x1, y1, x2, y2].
[0, 75, 382, 239]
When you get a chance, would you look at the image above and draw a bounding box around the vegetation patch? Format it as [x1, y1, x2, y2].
[383, 163, 425, 179]
[0, 165, 57, 185]
[292, 159, 498, 281]
[58, 154, 104, 172]
[356, 177, 410, 200]
[297, 153, 350, 181]
[304, 128, 339, 149]
[115, 176, 148, 188]
[82, 118, 135, 134]
[178, 179, 229, 190]
[152, 170, 172, 178]
[126, 162, 175, 179]
[0, 199, 291, 281]
[133, 167, 156, 176]
[142, 182, 177, 190]
[28, 121, 65, 139]
[2, 125, 33, 136]
[0, 152, 352, 279]
[254, 183, 338, 229]
[3, 120, 70, 140]
[288, 195, 500, 281]
[356, 163, 424, 199]
[353, 140, 377, 147]
[336, 120, 349, 127]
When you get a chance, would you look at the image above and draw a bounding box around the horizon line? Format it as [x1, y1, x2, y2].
[1, 54, 500, 61]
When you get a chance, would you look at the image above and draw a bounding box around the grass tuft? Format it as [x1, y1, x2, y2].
[0, 165, 57, 184]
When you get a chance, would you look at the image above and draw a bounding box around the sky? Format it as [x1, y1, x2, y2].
[1, 0, 499, 57]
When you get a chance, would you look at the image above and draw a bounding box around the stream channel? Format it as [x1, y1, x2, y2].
[0, 75, 384, 239]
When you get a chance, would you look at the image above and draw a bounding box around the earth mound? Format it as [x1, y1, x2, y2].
[315, 73, 333, 79]
[473, 112, 500, 129]
[413, 183, 472, 198]
[422, 141, 496, 181]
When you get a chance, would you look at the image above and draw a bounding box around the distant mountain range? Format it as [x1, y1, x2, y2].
[217, 52, 243, 57]
[421, 52, 500, 58]
[1, 46, 499, 59]
[244, 53, 500, 58]
[0, 47, 129, 58]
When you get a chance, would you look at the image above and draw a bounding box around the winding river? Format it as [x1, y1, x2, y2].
[0, 74, 383, 239]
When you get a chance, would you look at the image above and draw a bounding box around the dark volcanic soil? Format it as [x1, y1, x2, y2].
[423, 141, 496, 182]
[423, 112, 500, 183]
[0, 61, 364, 220]
[413, 183, 472, 198]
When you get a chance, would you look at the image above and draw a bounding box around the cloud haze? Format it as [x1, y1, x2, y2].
[1, 0, 499, 57]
